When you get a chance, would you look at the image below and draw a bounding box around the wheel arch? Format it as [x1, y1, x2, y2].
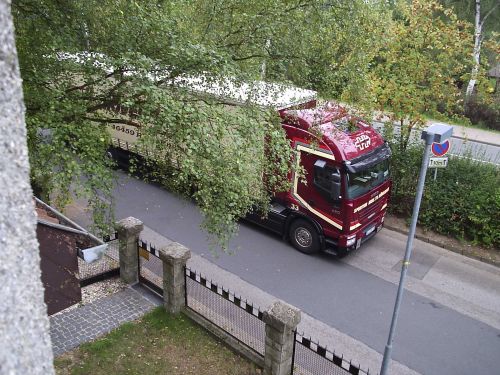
[284, 212, 325, 248]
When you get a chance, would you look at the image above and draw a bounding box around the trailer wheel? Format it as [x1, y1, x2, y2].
[289, 219, 320, 254]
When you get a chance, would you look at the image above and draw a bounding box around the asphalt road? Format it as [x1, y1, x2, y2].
[111, 171, 500, 375]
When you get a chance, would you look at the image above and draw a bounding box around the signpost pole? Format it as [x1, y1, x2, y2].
[433, 168, 437, 181]
[380, 124, 452, 375]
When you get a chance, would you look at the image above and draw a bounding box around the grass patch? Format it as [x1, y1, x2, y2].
[54, 307, 260, 375]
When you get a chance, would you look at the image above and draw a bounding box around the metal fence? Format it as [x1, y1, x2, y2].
[137, 239, 164, 295]
[292, 332, 373, 375]
[131, 241, 372, 375]
[78, 233, 119, 287]
[185, 267, 266, 355]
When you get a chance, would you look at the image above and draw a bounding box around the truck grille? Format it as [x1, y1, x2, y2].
[358, 199, 384, 223]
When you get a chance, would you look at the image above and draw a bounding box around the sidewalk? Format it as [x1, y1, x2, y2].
[384, 214, 500, 267]
[141, 226, 422, 375]
[371, 107, 500, 146]
[50, 285, 161, 356]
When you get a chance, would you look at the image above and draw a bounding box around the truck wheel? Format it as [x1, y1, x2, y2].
[289, 219, 320, 254]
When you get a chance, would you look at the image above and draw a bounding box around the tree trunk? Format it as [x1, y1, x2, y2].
[260, 39, 271, 80]
[465, 0, 482, 107]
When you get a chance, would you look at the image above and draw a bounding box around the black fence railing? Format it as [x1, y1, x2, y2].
[292, 332, 374, 375]
[185, 267, 266, 355]
[137, 239, 164, 296]
[78, 233, 119, 287]
[132, 242, 372, 375]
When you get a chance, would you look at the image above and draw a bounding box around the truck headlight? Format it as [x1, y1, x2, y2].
[346, 235, 356, 247]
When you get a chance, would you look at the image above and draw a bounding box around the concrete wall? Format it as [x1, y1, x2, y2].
[0, 1, 55, 373]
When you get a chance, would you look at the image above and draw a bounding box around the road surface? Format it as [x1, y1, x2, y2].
[102, 171, 500, 375]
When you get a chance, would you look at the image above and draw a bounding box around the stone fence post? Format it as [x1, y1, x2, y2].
[116, 217, 143, 285]
[263, 300, 301, 375]
[159, 242, 191, 314]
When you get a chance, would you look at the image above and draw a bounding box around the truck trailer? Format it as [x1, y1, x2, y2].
[108, 78, 391, 257]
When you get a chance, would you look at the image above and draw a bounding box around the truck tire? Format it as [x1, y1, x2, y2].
[289, 219, 320, 254]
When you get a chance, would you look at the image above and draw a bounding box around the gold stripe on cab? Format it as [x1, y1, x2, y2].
[292, 144, 343, 230]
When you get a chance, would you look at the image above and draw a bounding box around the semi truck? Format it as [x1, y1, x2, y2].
[108, 78, 391, 257]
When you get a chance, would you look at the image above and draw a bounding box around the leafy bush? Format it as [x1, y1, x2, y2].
[465, 97, 500, 131]
[389, 143, 500, 248]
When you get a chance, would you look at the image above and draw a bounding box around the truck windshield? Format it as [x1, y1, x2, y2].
[346, 159, 389, 199]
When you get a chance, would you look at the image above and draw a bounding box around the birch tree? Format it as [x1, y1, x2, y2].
[464, 0, 499, 105]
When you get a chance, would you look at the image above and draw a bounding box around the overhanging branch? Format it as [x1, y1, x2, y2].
[82, 116, 142, 128]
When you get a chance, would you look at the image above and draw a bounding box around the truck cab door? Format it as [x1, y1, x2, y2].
[292, 143, 343, 233]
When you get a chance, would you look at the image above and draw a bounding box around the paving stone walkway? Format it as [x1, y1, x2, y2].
[50, 286, 161, 356]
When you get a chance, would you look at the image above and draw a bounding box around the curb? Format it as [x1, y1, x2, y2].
[384, 223, 499, 268]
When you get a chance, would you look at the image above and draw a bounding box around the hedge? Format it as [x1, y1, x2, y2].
[388, 143, 500, 249]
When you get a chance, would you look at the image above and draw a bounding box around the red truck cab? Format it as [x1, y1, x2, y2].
[248, 102, 391, 257]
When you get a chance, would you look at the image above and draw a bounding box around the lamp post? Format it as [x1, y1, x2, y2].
[380, 123, 453, 375]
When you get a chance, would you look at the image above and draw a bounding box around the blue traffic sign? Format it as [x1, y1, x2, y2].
[431, 140, 450, 157]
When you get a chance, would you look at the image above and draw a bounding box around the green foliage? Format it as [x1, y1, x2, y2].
[421, 156, 500, 247]
[12, 0, 296, 248]
[176, 0, 388, 99]
[439, 1, 500, 130]
[134, 84, 292, 250]
[440, 0, 500, 40]
[389, 142, 500, 248]
[387, 143, 424, 213]
[368, 0, 473, 151]
[14, 0, 495, 250]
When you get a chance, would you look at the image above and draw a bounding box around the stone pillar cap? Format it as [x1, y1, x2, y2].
[159, 242, 191, 263]
[263, 300, 301, 329]
[116, 217, 143, 235]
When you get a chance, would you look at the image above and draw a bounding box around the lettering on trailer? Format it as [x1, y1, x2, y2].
[107, 123, 142, 145]
[354, 135, 371, 150]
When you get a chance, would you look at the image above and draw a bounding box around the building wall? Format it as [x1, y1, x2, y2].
[0, 2, 55, 374]
[37, 225, 82, 315]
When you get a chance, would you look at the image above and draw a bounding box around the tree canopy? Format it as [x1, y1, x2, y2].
[12, 0, 477, 249]
[13, 0, 383, 248]
[367, 0, 473, 150]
